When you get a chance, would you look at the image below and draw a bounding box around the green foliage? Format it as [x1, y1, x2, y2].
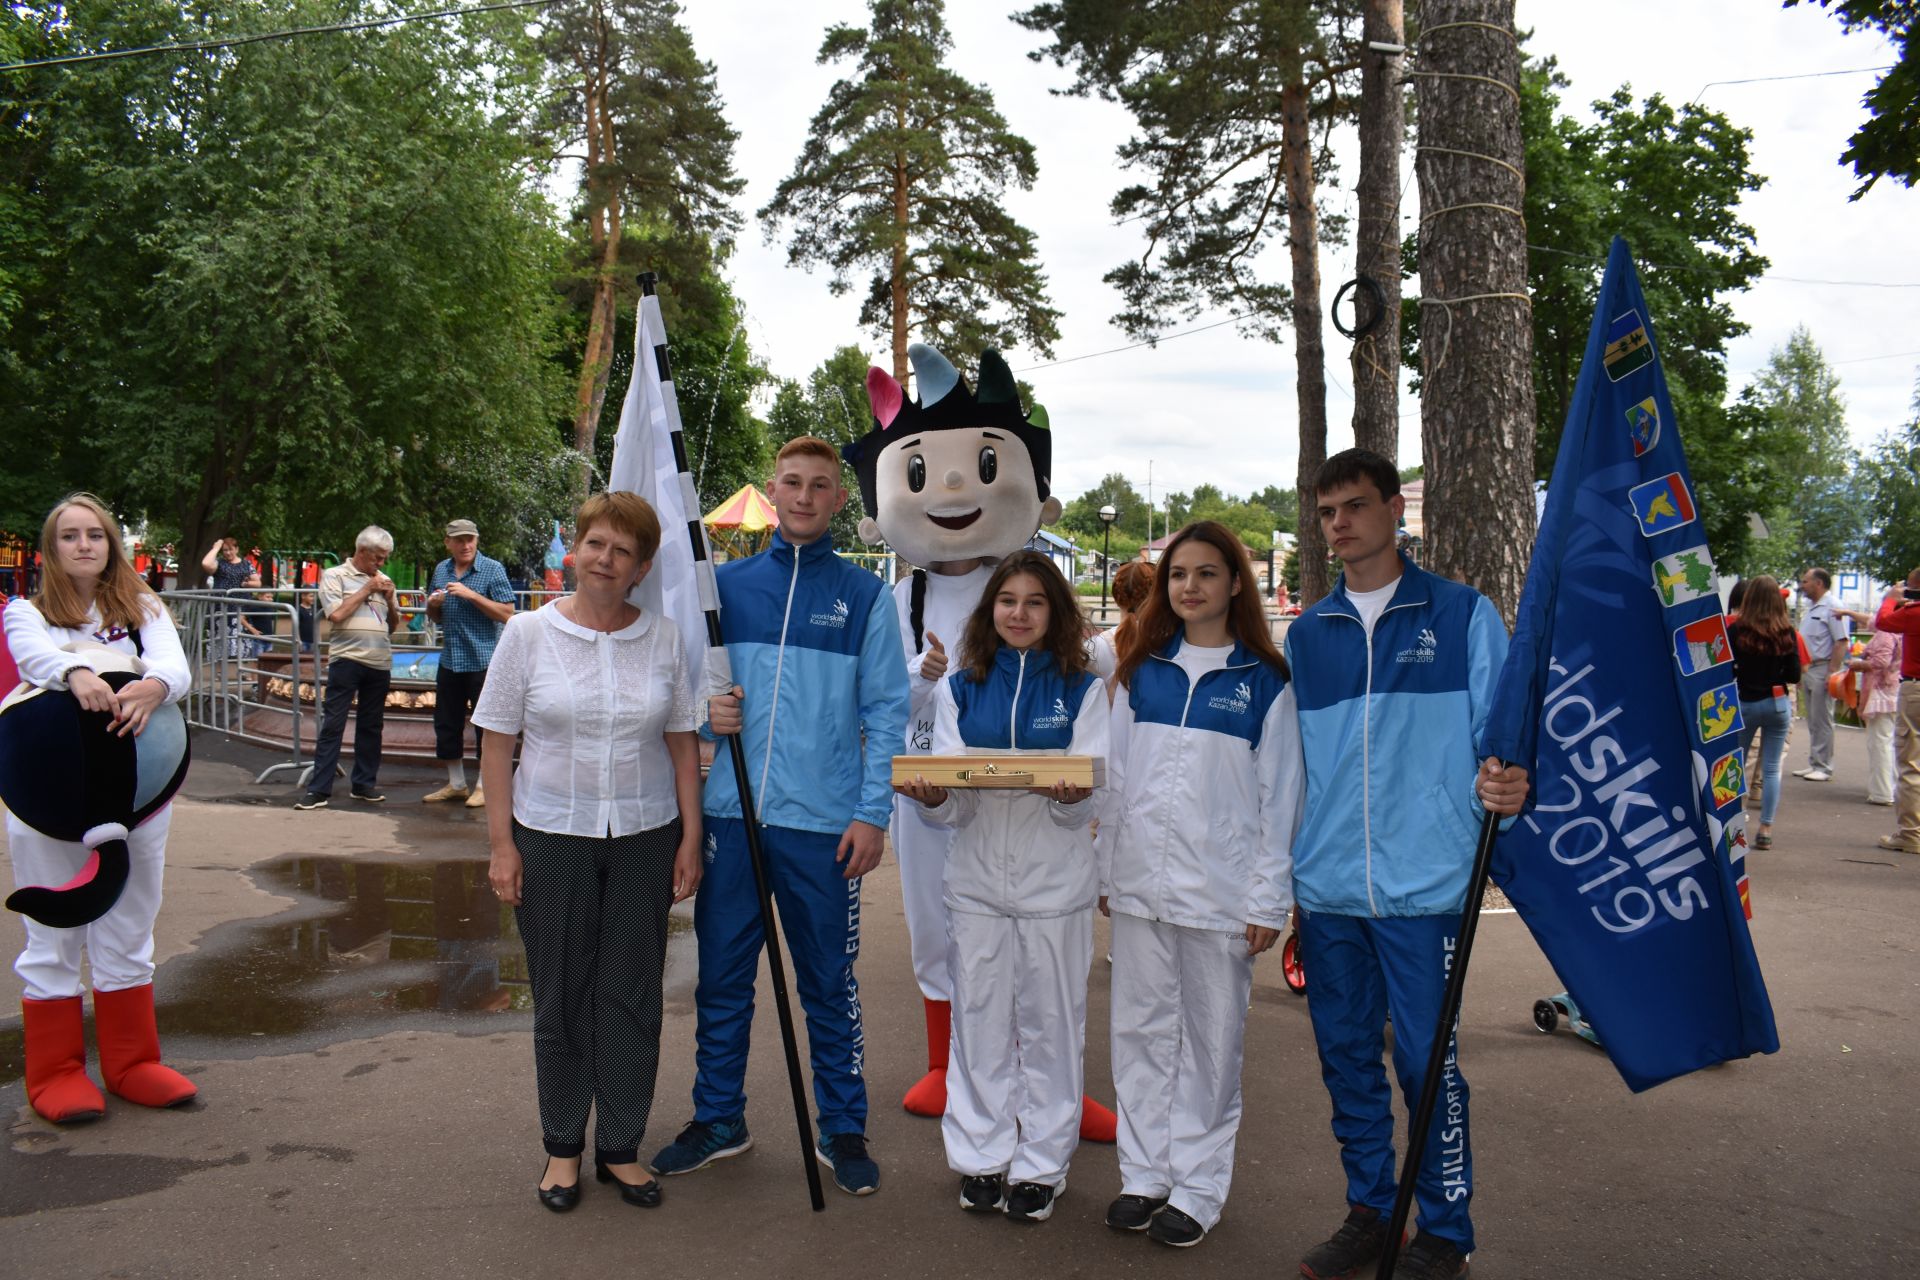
[759, 0, 1060, 368]
[3, 1, 576, 573]
[539, 0, 744, 247]
[763, 345, 872, 546]
[1858, 384, 1920, 583]
[1055, 473, 1147, 543]
[1784, 1, 1920, 197]
[1738, 329, 1871, 575]
[1163, 484, 1285, 550]
[1517, 63, 1769, 475]
[579, 238, 769, 515]
[1016, 0, 1359, 342]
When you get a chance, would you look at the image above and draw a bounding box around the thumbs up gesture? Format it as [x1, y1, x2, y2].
[921, 630, 949, 682]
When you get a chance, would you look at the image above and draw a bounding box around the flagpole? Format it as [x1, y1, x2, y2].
[638, 272, 826, 1213]
[1376, 807, 1501, 1279]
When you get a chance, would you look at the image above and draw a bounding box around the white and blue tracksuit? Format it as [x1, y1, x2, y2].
[1098, 636, 1301, 1231]
[693, 530, 909, 1138]
[914, 648, 1106, 1189]
[1284, 555, 1510, 1255]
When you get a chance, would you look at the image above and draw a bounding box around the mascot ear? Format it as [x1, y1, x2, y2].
[908, 343, 961, 407]
[857, 516, 884, 546]
[1040, 496, 1063, 526]
[866, 368, 904, 428]
[976, 349, 1020, 406]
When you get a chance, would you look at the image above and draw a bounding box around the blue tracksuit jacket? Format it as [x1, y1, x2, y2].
[701, 529, 908, 835]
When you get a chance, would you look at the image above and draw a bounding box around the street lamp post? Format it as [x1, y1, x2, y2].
[1098, 504, 1118, 619]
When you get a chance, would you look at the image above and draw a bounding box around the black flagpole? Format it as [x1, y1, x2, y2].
[638, 272, 825, 1212]
[1376, 807, 1501, 1277]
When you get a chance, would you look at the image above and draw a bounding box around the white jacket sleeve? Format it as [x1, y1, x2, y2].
[914, 678, 975, 829]
[1247, 683, 1303, 930]
[137, 596, 191, 703]
[1048, 678, 1109, 829]
[1095, 680, 1135, 898]
[4, 600, 83, 689]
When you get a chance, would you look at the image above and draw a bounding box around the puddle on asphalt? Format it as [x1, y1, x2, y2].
[1, 855, 695, 1085]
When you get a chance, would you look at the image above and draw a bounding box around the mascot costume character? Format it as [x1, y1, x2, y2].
[843, 342, 1117, 1142]
[2, 638, 196, 1122]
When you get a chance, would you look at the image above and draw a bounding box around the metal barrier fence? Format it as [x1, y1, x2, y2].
[161, 590, 315, 785]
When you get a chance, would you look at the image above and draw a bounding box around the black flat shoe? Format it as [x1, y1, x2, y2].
[596, 1155, 664, 1207]
[538, 1158, 581, 1213]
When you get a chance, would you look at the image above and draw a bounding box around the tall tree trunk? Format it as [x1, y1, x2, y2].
[1282, 81, 1332, 606]
[1415, 0, 1535, 623]
[570, 20, 624, 500]
[890, 96, 911, 383]
[1349, 0, 1405, 459]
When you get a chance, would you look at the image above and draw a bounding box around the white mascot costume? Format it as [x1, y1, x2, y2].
[842, 342, 1117, 1142]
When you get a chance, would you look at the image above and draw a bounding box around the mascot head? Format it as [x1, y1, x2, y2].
[0, 644, 189, 929]
[841, 343, 1063, 569]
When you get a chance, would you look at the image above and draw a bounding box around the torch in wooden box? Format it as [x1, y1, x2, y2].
[891, 755, 1106, 789]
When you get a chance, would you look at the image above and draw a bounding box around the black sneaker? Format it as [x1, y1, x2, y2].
[958, 1172, 1005, 1213]
[1005, 1180, 1061, 1223]
[1398, 1232, 1471, 1280]
[293, 793, 329, 811]
[1105, 1193, 1168, 1231]
[1147, 1205, 1205, 1247]
[815, 1131, 879, 1195]
[350, 788, 386, 803]
[1301, 1205, 1394, 1279]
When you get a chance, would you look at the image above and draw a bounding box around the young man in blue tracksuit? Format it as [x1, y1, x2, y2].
[649, 436, 909, 1196]
[1285, 450, 1530, 1280]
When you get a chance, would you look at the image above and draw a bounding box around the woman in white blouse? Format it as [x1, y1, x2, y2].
[472, 492, 702, 1213]
[5, 493, 196, 1124]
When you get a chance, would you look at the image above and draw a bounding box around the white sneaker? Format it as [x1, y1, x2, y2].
[1792, 767, 1815, 778]
[1804, 769, 1831, 782]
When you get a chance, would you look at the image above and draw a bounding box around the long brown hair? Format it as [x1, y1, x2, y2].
[33, 493, 161, 632]
[1114, 520, 1288, 689]
[1735, 574, 1794, 654]
[959, 551, 1090, 683]
[1109, 559, 1154, 657]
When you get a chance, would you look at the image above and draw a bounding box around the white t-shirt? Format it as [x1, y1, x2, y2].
[470, 602, 696, 838]
[1173, 640, 1234, 684]
[1347, 579, 1400, 635]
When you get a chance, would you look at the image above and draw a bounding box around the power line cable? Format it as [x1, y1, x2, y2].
[0, 0, 563, 73]
[1691, 64, 1895, 103]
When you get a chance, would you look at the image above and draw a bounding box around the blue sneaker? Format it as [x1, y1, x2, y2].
[816, 1131, 879, 1195]
[648, 1117, 752, 1175]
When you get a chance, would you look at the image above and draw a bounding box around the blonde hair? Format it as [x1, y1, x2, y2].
[34, 493, 161, 632]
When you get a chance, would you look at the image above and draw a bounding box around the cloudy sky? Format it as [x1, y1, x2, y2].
[675, 1, 1919, 510]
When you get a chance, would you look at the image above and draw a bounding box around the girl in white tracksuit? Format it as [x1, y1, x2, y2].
[1098, 521, 1302, 1247]
[897, 551, 1107, 1224]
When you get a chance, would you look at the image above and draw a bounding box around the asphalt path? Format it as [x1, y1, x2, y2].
[3, 726, 1915, 1278]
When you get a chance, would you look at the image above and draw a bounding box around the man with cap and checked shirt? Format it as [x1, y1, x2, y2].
[424, 518, 515, 807]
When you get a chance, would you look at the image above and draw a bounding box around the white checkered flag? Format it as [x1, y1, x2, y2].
[604, 272, 826, 1212]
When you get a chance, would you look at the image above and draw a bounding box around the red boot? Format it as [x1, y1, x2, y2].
[93, 984, 196, 1108]
[21, 996, 107, 1124]
[1079, 1094, 1118, 1143]
[902, 997, 951, 1117]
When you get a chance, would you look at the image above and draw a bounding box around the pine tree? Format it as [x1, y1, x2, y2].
[759, 0, 1060, 381]
[540, 0, 743, 493]
[1017, 0, 1364, 604]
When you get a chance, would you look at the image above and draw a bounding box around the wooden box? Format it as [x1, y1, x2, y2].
[891, 754, 1105, 789]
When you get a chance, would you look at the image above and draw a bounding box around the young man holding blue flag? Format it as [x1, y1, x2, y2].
[1284, 449, 1528, 1280]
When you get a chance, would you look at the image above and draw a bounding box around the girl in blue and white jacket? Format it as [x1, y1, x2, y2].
[1097, 520, 1302, 1247]
[896, 551, 1108, 1225]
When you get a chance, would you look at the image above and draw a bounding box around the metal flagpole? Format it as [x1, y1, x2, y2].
[1375, 808, 1500, 1277]
[637, 272, 826, 1212]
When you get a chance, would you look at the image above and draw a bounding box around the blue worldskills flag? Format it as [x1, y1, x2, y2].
[1480, 238, 1778, 1093]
